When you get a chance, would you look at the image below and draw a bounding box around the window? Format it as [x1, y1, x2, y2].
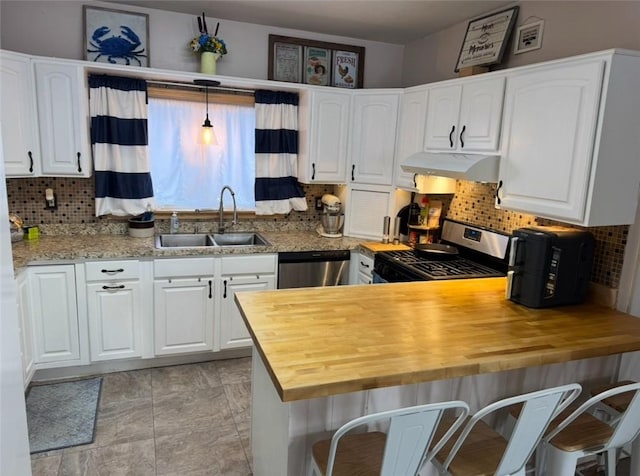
[147, 93, 255, 210]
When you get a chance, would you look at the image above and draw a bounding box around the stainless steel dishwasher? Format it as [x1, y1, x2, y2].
[277, 250, 350, 289]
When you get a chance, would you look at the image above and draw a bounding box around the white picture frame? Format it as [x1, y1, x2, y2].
[513, 20, 545, 55]
[84, 6, 149, 67]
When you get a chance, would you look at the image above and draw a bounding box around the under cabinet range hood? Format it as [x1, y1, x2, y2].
[401, 152, 500, 182]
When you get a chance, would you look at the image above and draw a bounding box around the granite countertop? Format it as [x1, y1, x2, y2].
[11, 231, 366, 270]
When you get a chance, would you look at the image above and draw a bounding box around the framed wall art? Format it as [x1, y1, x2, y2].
[513, 19, 545, 54]
[455, 6, 519, 72]
[83, 5, 149, 67]
[268, 35, 365, 88]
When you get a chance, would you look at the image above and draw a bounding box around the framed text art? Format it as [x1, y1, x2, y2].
[83, 5, 150, 67]
[268, 35, 365, 88]
[455, 6, 519, 72]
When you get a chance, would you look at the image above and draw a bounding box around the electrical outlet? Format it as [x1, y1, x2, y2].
[315, 196, 323, 210]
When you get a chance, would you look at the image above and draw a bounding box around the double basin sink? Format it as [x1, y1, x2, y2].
[156, 232, 270, 249]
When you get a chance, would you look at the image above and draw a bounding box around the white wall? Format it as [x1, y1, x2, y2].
[402, 0, 640, 85]
[0, 0, 404, 88]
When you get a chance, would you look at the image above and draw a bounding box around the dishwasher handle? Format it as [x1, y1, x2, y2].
[278, 250, 351, 264]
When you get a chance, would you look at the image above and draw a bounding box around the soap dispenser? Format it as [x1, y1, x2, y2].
[170, 212, 179, 234]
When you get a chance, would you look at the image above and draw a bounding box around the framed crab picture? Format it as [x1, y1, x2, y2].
[83, 6, 149, 67]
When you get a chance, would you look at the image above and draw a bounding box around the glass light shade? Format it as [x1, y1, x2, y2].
[202, 125, 217, 145]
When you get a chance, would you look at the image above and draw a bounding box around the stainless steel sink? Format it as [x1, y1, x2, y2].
[155, 232, 270, 249]
[211, 232, 270, 247]
[156, 234, 217, 248]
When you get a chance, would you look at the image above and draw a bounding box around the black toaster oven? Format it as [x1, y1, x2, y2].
[507, 226, 595, 308]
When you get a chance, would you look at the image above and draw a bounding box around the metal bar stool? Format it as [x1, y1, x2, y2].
[308, 400, 469, 476]
[432, 383, 582, 476]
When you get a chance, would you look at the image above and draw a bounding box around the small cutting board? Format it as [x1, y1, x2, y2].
[361, 242, 412, 252]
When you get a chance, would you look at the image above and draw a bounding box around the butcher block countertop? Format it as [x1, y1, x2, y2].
[235, 277, 640, 402]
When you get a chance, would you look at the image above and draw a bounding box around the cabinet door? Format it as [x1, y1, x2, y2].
[0, 50, 40, 177]
[87, 281, 143, 361]
[350, 93, 399, 185]
[29, 265, 81, 365]
[424, 85, 462, 150]
[34, 61, 91, 177]
[306, 90, 350, 183]
[457, 77, 505, 152]
[154, 278, 215, 355]
[16, 272, 34, 386]
[394, 89, 429, 190]
[220, 275, 275, 349]
[498, 61, 604, 222]
[343, 186, 393, 240]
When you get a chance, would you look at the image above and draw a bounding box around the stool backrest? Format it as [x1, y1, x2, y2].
[442, 383, 582, 475]
[325, 400, 470, 476]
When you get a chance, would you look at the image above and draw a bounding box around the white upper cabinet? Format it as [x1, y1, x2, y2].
[349, 91, 400, 186]
[497, 51, 640, 226]
[34, 60, 91, 176]
[299, 89, 350, 183]
[393, 88, 456, 193]
[0, 50, 91, 177]
[424, 77, 505, 152]
[0, 50, 41, 176]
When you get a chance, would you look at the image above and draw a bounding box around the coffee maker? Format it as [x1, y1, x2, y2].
[317, 194, 345, 238]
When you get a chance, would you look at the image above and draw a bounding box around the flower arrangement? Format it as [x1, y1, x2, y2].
[190, 13, 227, 56]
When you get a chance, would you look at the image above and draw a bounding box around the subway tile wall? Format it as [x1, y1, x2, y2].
[447, 181, 628, 288]
[6, 178, 627, 288]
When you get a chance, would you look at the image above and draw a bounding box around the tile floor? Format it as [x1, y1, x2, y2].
[30, 357, 252, 476]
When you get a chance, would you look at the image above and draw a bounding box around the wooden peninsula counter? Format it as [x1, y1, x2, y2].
[235, 277, 640, 475]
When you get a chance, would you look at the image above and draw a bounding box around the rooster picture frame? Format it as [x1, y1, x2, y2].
[268, 35, 365, 88]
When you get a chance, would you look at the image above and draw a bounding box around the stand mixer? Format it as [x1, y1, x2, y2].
[317, 194, 345, 238]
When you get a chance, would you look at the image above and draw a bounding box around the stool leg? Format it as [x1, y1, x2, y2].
[605, 448, 617, 476]
[631, 435, 640, 476]
[544, 445, 579, 476]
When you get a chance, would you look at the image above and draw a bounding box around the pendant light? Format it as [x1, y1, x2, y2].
[194, 79, 220, 145]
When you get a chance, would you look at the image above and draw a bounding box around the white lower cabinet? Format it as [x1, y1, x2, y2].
[154, 258, 216, 355]
[219, 255, 277, 350]
[16, 270, 34, 386]
[29, 264, 88, 368]
[83, 260, 150, 361]
[348, 251, 374, 285]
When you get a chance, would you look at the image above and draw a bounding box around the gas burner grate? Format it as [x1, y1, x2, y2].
[377, 250, 504, 280]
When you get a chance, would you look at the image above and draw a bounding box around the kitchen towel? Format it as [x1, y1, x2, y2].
[89, 74, 155, 216]
[254, 90, 307, 215]
[26, 377, 102, 454]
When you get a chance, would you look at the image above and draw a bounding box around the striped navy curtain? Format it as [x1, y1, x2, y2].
[89, 75, 154, 216]
[254, 90, 307, 215]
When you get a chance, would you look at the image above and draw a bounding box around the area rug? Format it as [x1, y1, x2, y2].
[26, 377, 102, 454]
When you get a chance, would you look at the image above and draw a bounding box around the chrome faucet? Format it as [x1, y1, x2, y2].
[218, 186, 237, 233]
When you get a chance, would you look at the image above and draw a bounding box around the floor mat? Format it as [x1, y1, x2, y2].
[26, 377, 102, 454]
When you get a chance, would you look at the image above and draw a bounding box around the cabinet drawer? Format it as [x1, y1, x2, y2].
[221, 254, 277, 275]
[154, 257, 215, 278]
[358, 254, 374, 278]
[85, 260, 140, 281]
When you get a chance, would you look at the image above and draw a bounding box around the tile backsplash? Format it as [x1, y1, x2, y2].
[7, 177, 628, 289]
[6, 177, 333, 229]
[447, 181, 628, 289]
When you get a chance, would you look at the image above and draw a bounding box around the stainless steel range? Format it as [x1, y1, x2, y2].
[373, 219, 510, 282]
